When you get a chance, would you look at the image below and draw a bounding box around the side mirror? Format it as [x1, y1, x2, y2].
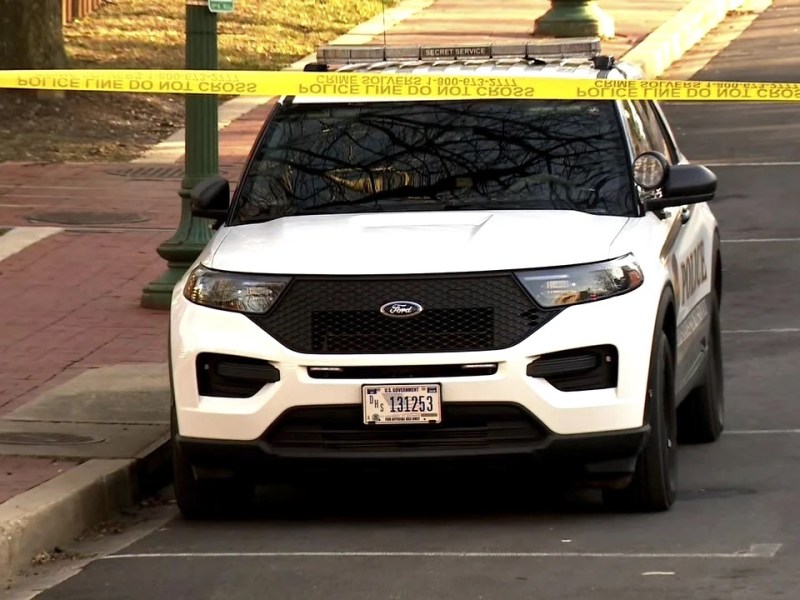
[633, 151, 717, 211]
[190, 176, 230, 221]
[661, 164, 717, 205]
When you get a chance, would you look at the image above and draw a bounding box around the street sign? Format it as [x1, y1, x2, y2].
[208, 0, 234, 12]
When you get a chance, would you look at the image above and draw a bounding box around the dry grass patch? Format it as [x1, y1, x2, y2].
[0, 0, 396, 163]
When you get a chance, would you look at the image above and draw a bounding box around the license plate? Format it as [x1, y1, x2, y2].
[362, 384, 442, 425]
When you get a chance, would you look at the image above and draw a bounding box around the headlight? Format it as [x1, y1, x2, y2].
[183, 265, 290, 314]
[516, 254, 644, 308]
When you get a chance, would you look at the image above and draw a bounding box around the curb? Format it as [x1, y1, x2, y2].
[0, 1, 433, 578]
[0, 0, 759, 589]
[0, 435, 170, 585]
[621, 0, 746, 77]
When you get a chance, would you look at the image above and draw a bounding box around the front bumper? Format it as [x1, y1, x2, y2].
[176, 419, 650, 482]
[170, 269, 663, 447]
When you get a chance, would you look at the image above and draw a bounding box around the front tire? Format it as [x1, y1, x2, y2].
[678, 292, 725, 443]
[604, 330, 678, 512]
[171, 405, 255, 520]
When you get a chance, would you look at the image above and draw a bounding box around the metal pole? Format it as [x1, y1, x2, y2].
[533, 0, 615, 38]
[141, 0, 219, 310]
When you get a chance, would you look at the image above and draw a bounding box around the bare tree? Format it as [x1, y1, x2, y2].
[233, 100, 635, 224]
[0, 0, 67, 70]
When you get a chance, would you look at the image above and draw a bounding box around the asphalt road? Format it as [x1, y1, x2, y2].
[20, 2, 800, 598]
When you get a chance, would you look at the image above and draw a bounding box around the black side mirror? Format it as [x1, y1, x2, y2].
[663, 164, 717, 203]
[190, 176, 230, 221]
[633, 151, 717, 211]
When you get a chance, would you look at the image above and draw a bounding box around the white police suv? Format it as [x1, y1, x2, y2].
[169, 38, 724, 518]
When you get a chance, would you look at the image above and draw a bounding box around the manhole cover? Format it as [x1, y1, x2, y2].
[106, 166, 185, 180]
[27, 211, 148, 225]
[0, 432, 104, 445]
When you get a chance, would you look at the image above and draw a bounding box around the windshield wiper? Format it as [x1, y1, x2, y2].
[298, 195, 447, 215]
[441, 196, 609, 214]
[296, 178, 463, 214]
[442, 201, 527, 211]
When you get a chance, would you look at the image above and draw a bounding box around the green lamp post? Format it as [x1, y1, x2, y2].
[140, 0, 220, 310]
[533, 0, 615, 38]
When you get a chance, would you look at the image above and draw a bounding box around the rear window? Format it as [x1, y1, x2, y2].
[230, 99, 638, 225]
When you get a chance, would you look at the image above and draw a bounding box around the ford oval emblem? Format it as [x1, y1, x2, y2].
[380, 301, 424, 318]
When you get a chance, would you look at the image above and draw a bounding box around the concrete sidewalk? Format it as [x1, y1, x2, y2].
[0, 0, 749, 587]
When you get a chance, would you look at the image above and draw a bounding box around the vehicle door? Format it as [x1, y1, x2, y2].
[630, 99, 715, 394]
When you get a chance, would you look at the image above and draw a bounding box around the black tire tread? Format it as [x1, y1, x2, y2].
[604, 330, 677, 512]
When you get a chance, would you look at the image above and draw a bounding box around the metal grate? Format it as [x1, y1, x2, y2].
[0, 432, 103, 445]
[310, 307, 494, 353]
[250, 273, 560, 354]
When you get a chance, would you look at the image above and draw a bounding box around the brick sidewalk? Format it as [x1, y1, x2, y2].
[0, 0, 695, 504]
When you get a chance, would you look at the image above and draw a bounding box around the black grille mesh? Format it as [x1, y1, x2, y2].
[264, 403, 549, 454]
[249, 273, 558, 354]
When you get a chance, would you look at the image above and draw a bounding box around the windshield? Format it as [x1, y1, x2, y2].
[230, 99, 637, 225]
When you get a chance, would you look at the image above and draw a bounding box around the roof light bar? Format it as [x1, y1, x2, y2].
[316, 38, 601, 64]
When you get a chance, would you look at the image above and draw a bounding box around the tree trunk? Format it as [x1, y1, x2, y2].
[0, 0, 67, 69]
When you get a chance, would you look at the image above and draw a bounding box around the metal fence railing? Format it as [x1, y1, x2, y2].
[62, 0, 104, 25]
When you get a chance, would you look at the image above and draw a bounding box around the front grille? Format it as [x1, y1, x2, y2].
[249, 273, 559, 354]
[264, 403, 549, 455]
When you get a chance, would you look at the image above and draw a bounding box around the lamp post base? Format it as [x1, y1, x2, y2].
[140, 184, 215, 310]
[533, 1, 615, 39]
[140, 266, 189, 311]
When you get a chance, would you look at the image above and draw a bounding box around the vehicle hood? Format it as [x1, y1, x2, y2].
[206, 211, 631, 275]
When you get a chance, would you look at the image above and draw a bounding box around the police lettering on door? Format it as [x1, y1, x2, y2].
[680, 240, 707, 305]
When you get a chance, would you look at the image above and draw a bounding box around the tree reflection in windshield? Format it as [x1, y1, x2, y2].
[231, 99, 637, 224]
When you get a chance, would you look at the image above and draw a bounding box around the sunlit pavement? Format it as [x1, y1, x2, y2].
[15, 2, 800, 598]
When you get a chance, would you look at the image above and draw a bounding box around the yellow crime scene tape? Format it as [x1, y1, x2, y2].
[3, 69, 800, 101]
